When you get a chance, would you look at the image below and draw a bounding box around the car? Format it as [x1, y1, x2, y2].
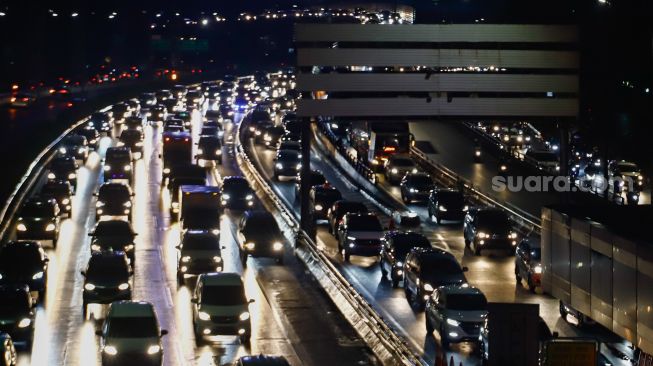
[218, 104, 234, 118]
[9, 93, 36, 107]
[427, 189, 468, 224]
[294, 169, 325, 200]
[111, 103, 131, 122]
[425, 285, 488, 348]
[608, 160, 644, 191]
[76, 125, 100, 149]
[221, 176, 255, 210]
[399, 172, 434, 204]
[237, 211, 285, 266]
[273, 150, 302, 181]
[278, 140, 301, 155]
[336, 213, 383, 262]
[95, 182, 134, 220]
[186, 90, 203, 106]
[195, 135, 222, 164]
[204, 109, 222, 122]
[173, 111, 192, 129]
[525, 149, 559, 173]
[249, 108, 270, 123]
[205, 86, 221, 100]
[191, 273, 252, 345]
[402, 248, 467, 309]
[263, 126, 286, 149]
[81, 251, 133, 318]
[280, 130, 301, 144]
[235, 355, 290, 366]
[172, 85, 187, 98]
[118, 129, 144, 159]
[89, 220, 137, 264]
[203, 120, 224, 137]
[47, 155, 79, 191]
[0, 286, 35, 348]
[233, 96, 249, 111]
[104, 147, 133, 184]
[463, 207, 518, 255]
[89, 112, 113, 133]
[0, 332, 17, 365]
[155, 89, 173, 102]
[310, 184, 342, 221]
[97, 301, 167, 366]
[15, 198, 60, 245]
[58, 134, 89, 162]
[379, 231, 431, 288]
[515, 238, 542, 292]
[126, 99, 141, 112]
[139, 92, 157, 106]
[0, 241, 49, 301]
[124, 116, 144, 132]
[176, 230, 222, 285]
[251, 120, 274, 143]
[161, 98, 179, 113]
[384, 155, 418, 184]
[199, 126, 220, 140]
[148, 105, 167, 123]
[327, 200, 368, 234]
[40, 180, 73, 217]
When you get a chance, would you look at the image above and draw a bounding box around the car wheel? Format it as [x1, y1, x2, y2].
[276, 256, 284, 265]
[435, 215, 441, 225]
[426, 318, 434, 334]
[240, 253, 248, 267]
[239, 334, 251, 347]
[194, 329, 205, 346]
[379, 259, 387, 277]
[176, 272, 184, 287]
[527, 275, 536, 293]
[403, 279, 411, 300]
[391, 276, 400, 289]
[440, 325, 450, 349]
[474, 245, 482, 256]
[82, 301, 87, 319]
[464, 237, 470, 246]
[344, 252, 351, 262]
[515, 268, 522, 284]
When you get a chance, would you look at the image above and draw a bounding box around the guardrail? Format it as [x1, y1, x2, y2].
[234, 117, 426, 366]
[317, 120, 376, 183]
[0, 106, 111, 243]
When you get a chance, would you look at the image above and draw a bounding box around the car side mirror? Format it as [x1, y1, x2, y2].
[44, 257, 49, 262]
[92, 193, 98, 197]
[129, 270, 134, 276]
[221, 246, 226, 250]
[160, 329, 168, 336]
[462, 266, 469, 272]
[248, 299, 255, 304]
[175, 245, 181, 250]
[190, 298, 198, 304]
[95, 330, 102, 336]
[80, 270, 86, 276]
[88, 232, 94, 237]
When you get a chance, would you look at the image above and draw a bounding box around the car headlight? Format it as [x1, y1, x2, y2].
[68, 173, 77, 180]
[346, 236, 356, 241]
[509, 232, 518, 239]
[16, 223, 27, 231]
[245, 242, 256, 250]
[411, 168, 418, 173]
[264, 134, 271, 141]
[163, 168, 170, 174]
[84, 283, 96, 291]
[446, 318, 460, 327]
[315, 204, 323, 211]
[32, 271, 44, 280]
[438, 205, 447, 212]
[216, 149, 222, 155]
[463, 205, 469, 211]
[423, 283, 434, 292]
[638, 175, 643, 181]
[59, 147, 67, 154]
[222, 194, 230, 200]
[18, 318, 32, 328]
[103, 345, 118, 355]
[147, 345, 161, 355]
[395, 261, 403, 267]
[45, 223, 56, 231]
[118, 283, 129, 290]
[123, 201, 132, 208]
[534, 265, 543, 274]
[273, 242, 283, 251]
[276, 163, 283, 169]
[409, 188, 417, 193]
[391, 168, 398, 174]
[296, 163, 302, 170]
[48, 172, 56, 179]
[104, 165, 111, 172]
[181, 256, 191, 263]
[197, 148, 203, 154]
[91, 244, 101, 251]
[239, 311, 250, 321]
[135, 142, 143, 147]
[124, 165, 131, 171]
[124, 244, 135, 251]
[62, 198, 70, 205]
[213, 256, 222, 263]
[245, 194, 253, 201]
[477, 232, 488, 239]
[198, 311, 211, 321]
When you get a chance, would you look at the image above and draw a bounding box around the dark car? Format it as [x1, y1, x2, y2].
[249, 108, 270, 124]
[384, 155, 418, 184]
[427, 189, 468, 224]
[327, 200, 368, 234]
[279, 140, 301, 155]
[95, 182, 134, 220]
[221, 176, 255, 210]
[196, 135, 222, 164]
[186, 90, 203, 106]
[47, 155, 78, 191]
[89, 112, 113, 133]
[400, 172, 434, 204]
[402, 248, 467, 308]
[118, 129, 144, 159]
[0, 242, 49, 301]
[149, 105, 167, 123]
[40, 180, 73, 217]
[204, 110, 222, 122]
[263, 126, 285, 149]
[251, 120, 274, 143]
[59, 134, 89, 162]
[273, 150, 302, 181]
[139, 92, 157, 106]
[235, 355, 290, 366]
[294, 169, 325, 200]
[280, 130, 301, 143]
[310, 185, 342, 221]
[89, 220, 137, 264]
[199, 126, 219, 139]
[81, 251, 132, 318]
[515, 238, 542, 292]
[336, 213, 383, 262]
[0, 286, 35, 347]
[174, 111, 192, 129]
[238, 211, 285, 265]
[111, 103, 130, 122]
[161, 98, 178, 113]
[104, 147, 133, 183]
[379, 232, 431, 288]
[463, 207, 518, 255]
[219, 104, 234, 119]
[124, 116, 144, 132]
[76, 125, 100, 149]
[176, 230, 222, 284]
[15, 198, 60, 245]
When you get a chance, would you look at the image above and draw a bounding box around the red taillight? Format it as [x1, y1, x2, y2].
[66, 102, 74, 108]
[10, 97, 16, 103]
[11, 84, 19, 90]
[383, 146, 396, 152]
[184, 138, 189, 142]
[164, 137, 170, 142]
[22, 98, 28, 102]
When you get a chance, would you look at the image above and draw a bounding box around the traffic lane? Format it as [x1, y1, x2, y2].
[409, 121, 564, 218]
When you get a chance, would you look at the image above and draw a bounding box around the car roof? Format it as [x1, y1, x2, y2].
[108, 301, 156, 317]
[238, 355, 290, 366]
[411, 247, 455, 260]
[199, 272, 243, 286]
[439, 284, 483, 296]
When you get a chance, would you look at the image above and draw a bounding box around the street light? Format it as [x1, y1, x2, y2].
[201, 18, 209, 26]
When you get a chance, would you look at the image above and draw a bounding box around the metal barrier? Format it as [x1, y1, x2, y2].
[316, 121, 376, 183]
[235, 118, 426, 366]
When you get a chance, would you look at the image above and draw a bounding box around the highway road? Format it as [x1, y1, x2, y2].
[8, 103, 374, 366]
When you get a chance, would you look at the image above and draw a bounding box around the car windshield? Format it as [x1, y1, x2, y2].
[392, 234, 431, 258]
[0, 246, 42, 272]
[202, 285, 245, 306]
[438, 192, 464, 206]
[20, 202, 53, 217]
[476, 211, 510, 229]
[42, 184, 69, 196]
[107, 316, 158, 338]
[94, 222, 133, 237]
[120, 131, 141, 141]
[527, 151, 558, 162]
[314, 189, 342, 203]
[408, 176, 433, 188]
[348, 215, 382, 231]
[99, 187, 130, 201]
[617, 163, 640, 174]
[87, 259, 129, 282]
[391, 158, 414, 167]
[183, 236, 220, 251]
[446, 294, 488, 311]
[0, 293, 30, 317]
[421, 258, 463, 280]
[278, 151, 300, 161]
[50, 159, 75, 171]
